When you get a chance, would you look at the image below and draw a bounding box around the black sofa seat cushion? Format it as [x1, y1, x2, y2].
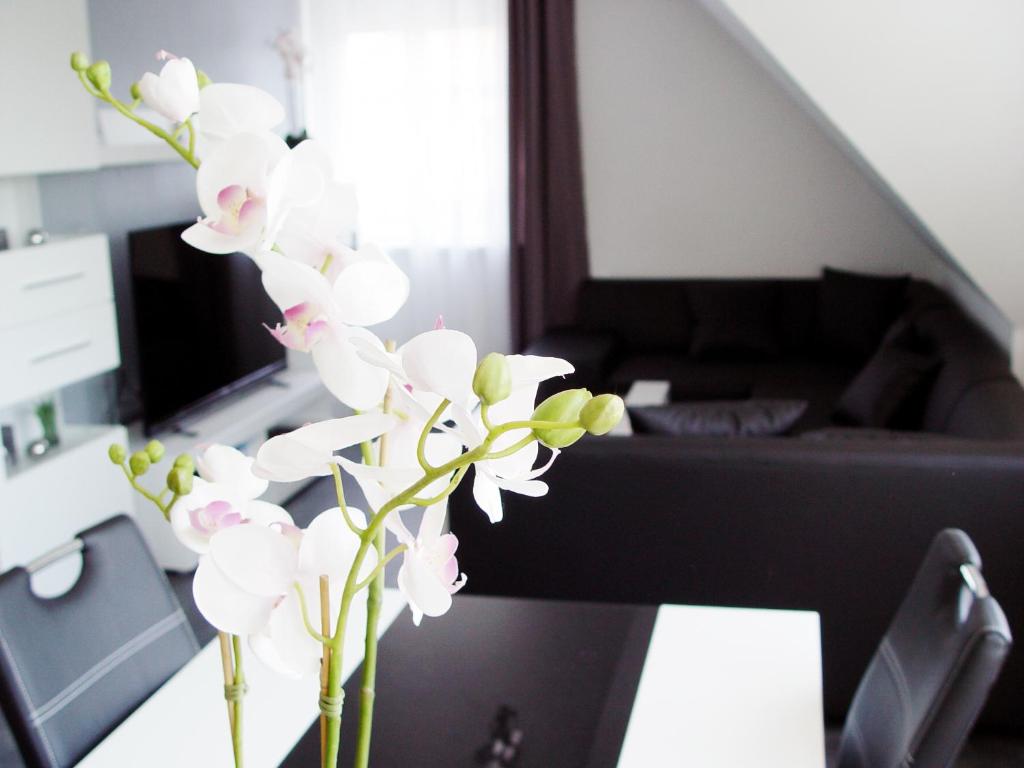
[608, 356, 757, 400]
[833, 342, 941, 428]
[686, 282, 782, 360]
[818, 267, 909, 361]
[629, 399, 808, 437]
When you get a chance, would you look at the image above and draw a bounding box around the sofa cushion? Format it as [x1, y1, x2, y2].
[629, 399, 808, 437]
[833, 343, 941, 428]
[818, 267, 909, 361]
[609, 356, 756, 400]
[687, 283, 781, 360]
[750, 358, 858, 433]
[578, 280, 691, 352]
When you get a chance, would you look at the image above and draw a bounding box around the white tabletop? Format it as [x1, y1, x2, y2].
[78, 590, 407, 768]
[78, 593, 824, 767]
[617, 604, 825, 767]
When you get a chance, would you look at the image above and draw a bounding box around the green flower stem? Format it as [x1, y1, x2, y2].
[295, 583, 331, 644]
[118, 463, 178, 520]
[321, 415, 582, 766]
[354, 545, 407, 592]
[231, 635, 245, 768]
[330, 464, 363, 535]
[409, 464, 471, 507]
[76, 71, 200, 169]
[416, 399, 448, 473]
[484, 434, 536, 461]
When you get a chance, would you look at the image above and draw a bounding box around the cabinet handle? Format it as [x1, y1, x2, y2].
[22, 272, 86, 291]
[30, 340, 92, 364]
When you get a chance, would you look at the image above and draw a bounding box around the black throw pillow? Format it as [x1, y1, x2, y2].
[818, 267, 909, 361]
[833, 343, 941, 428]
[629, 399, 807, 437]
[687, 283, 781, 360]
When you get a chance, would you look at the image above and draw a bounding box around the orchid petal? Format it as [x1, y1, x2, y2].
[333, 258, 410, 327]
[298, 507, 371, 581]
[312, 328, 390, 410]
[195, 444, 268, 501]
[250, 588, 322, 679]
[194, 132, 285, 219]
[398, 555, 454, 621]
[419, 501, 448, 542]
[241, 500, 294, 528]
[494, 477, 549, 497]
[209, 525, 298, 597]
[472, 469, 504, 523]
[199, 84, 285, 143]
[260, 254, 334, 316]
[506, 354, 574, 390]
[193, 555, 276, 635]
[401, 329, 477, 407]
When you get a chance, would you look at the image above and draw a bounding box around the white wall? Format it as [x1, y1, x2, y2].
[575, 0, 1011, 346]
[703, 0, 1024, 363]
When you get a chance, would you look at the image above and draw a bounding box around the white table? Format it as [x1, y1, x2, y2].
[79, 592, 824, 767]
[611, 379, 672, 435]
[618, 604, 825, 767]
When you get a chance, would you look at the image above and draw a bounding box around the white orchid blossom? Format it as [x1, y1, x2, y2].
[457, 355, 574, 523]
[197, 83, 285, 147]
[253, 414, 397, 483]
[181, 133, 327, 256]
[193, 506, 376, 677]
[388, 502, 466, 625]
[137, 51, 199, 123]
[259, 250, 408, 409]
[170, 444, 292, 554]
[354, 327, 479, 410]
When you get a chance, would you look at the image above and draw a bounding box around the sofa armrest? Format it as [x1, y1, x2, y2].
[523, 328, 620, 395]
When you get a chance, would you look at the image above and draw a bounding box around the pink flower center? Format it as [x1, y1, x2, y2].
[189, 500, 242, 535]
[264, 301, 328, 352]
[208, 185, 265, 236]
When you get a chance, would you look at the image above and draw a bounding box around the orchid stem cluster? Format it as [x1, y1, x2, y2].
[71, 51, 204, 169]
[81, 49, 626, 768]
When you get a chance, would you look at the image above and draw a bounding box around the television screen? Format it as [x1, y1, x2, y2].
[129, 221, 286, 434]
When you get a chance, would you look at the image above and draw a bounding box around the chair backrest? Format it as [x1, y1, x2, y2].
[0, 515, 199, 768]
[836, 528, 1012, 768]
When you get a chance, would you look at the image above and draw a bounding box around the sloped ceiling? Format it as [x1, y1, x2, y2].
[704, 0, 1024, 371]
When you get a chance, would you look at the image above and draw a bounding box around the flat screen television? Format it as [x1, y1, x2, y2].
[129, 221, 286, 435]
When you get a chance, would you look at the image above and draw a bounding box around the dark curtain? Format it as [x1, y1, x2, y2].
[509, 0, 590, 350]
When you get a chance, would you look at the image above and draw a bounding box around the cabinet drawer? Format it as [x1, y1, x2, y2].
[0, 235, 113, 330]
[0, 302, 120, 408]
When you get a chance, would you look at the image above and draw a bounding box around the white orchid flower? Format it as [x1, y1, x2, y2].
[272, 181, 358, 280]
[355, 327, 479, 409]
[253, 414, 397, 483]
[181, 133, 327, 256]
[192, 507, 376, 677]
[197, 83, 285, 147]
[137, 51, 199, 123]
[170, 444, 292, 554]
[457, 355, 573, 523]
[388, 501, 466, 625]
[259, 251, 406, 409]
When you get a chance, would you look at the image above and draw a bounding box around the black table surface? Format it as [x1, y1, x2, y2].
[282, 594, 658, 767]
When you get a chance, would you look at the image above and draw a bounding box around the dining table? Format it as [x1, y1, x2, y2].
[77, 589, 825, 767]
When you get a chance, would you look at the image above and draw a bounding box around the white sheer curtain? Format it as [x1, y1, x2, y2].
[303, 0, 510, 354]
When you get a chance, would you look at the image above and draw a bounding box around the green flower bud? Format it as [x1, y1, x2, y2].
[129, 81, 142, 101]
[129, 450, 151, 476]
[70, 51, 90, 72]
[86, 60, 112, 92]
[579, 394, 625, 436]
[145, 439, 165, 463]
[531, 388, 592, 448]
[173, 453, 194, 471]
[167, 466, 194, 496]
[473, 353, 512, 406]
[108, 443, 127, 465]
[196, 69, 213, 89]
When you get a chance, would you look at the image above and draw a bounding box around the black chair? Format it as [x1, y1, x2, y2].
[0, 515, 200, 768]
[835, 528, 1012, 768]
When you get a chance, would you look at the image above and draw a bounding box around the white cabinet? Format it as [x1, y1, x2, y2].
[0, 0, 99, 176]
[0, 235, 119, 409]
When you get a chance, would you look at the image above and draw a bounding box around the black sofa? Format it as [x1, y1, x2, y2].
[526, 272, 1024, 439]
[450, 273, 1024, 734]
